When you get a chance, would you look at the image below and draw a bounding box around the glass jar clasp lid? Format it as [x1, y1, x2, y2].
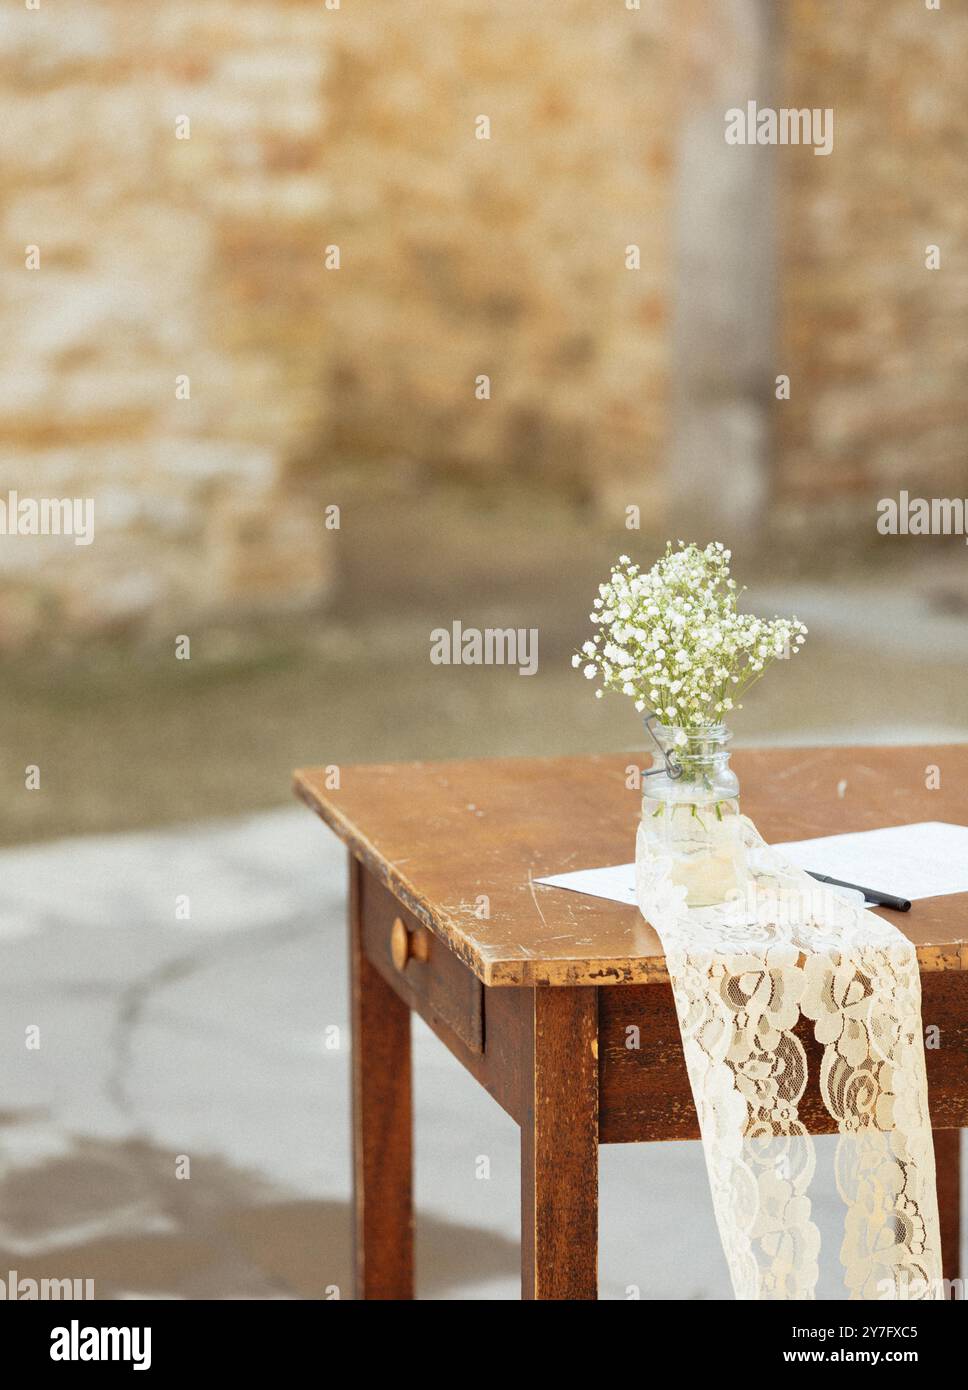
[642, 713, 683, 781]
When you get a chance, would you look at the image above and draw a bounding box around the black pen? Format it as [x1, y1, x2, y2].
[807, 871, 911, 913]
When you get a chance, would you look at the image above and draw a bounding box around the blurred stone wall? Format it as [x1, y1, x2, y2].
[0, 1, 333, 646]
[2, 0, 967, 648]
[776, 0, 968, 528]
[326, 0, 677, 516]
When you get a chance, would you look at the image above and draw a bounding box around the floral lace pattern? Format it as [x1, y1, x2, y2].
[636, 815, 942, 1301]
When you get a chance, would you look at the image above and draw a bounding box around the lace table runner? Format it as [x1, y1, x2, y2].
[636, 815, 943, 1301]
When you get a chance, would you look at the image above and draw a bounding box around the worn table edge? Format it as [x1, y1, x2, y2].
[294, 767, 493, 981]
[293, 758, 968, 988]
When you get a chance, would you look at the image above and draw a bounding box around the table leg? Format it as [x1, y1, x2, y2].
[349, 854, 414, 1299]
[520, 986, 599, 1300]
[934, 1128, 961, 1298]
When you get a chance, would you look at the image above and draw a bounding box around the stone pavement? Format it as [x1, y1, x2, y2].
[2, 804, 963, 1300]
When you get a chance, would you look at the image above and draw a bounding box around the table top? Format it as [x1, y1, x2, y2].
[294, 746, 968, 987]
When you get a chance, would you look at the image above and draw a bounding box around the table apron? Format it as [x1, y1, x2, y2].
[598, 975, 968, 1142]
[360, 870, 485, 1055]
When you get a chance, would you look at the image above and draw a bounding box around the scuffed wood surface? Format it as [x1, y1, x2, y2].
[295, 747, 968, 987]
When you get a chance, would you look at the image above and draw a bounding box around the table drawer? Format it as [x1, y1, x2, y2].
[361, 873, 484, 1054]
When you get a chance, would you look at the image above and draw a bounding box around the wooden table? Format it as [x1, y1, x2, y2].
[295, 746, 968, 1300]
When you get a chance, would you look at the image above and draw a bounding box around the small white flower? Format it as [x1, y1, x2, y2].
[575, 542, 805, 720]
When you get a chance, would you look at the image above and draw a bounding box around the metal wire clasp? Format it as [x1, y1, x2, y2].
[641, 713, 684, 781]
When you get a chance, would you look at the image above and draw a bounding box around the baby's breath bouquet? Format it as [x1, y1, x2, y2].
[575, 542, 807, 907]
[573, 541, 806, 734]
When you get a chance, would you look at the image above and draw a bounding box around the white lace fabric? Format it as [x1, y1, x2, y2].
[636, 814, 943, 1301]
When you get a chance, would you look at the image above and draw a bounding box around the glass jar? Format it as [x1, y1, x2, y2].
[637, 723, 747, 908]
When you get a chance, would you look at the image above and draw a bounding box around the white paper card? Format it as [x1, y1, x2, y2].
[535, 822, 968, 907]
[537, 861, 640, 907]
[777, 821, 968, 901]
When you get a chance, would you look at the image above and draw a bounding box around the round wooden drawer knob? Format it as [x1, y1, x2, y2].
[391, 916, 430, 971]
